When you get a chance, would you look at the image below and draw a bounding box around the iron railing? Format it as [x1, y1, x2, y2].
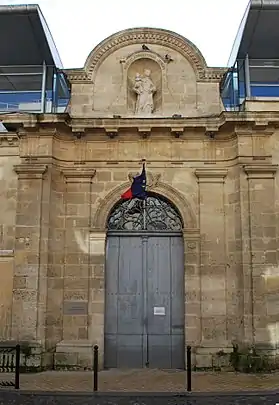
[0, 344, 20, 389]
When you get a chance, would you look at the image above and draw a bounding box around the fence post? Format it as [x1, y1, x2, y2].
[15, 345, 20, 390]
[186, 345, 192, 392]
[93, 345, 98, 392]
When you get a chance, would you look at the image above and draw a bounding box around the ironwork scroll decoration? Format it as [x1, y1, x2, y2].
[107, 193, 183, 231]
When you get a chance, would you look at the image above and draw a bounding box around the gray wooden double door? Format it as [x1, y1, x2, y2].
[104, 233, 185, 369]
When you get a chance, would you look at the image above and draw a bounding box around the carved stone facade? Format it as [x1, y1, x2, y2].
[1, 27, 279, 370]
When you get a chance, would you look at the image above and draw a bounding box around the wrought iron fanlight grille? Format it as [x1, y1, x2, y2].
[107, 193, 183, 231]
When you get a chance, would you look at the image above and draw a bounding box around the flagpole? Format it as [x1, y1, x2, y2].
[142, 159, 147, 230]
[143, 199, 147, 230]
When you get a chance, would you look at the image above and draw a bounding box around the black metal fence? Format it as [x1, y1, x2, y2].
[0, 343, 192, 393]
[92, 345, 193, 393]
[93, 345, 98, 392]
[186, 345, 192, 392]
[0, 344, 20, 389]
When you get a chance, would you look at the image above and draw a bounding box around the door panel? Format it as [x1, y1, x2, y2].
[105, 234, 184, 369]
[147, 236, 184, 368]
[104, 236, 144, 368]
[147, 236, 171, 337]
[170, 237, 185, 336]
[169, 237, 185, 368]
[148, 335, 172, 368]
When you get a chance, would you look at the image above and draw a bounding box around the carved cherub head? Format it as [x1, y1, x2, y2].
[143, 69, 151, 77]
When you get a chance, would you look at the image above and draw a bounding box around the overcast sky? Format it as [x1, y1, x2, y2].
[0, 0, 249, 69]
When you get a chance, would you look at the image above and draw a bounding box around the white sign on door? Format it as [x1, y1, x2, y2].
[154, 306, 166, 316]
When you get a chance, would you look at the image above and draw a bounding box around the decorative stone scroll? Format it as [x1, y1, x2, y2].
[107, 192, 183, 231]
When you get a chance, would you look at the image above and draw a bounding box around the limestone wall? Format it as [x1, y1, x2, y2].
[0, 136, 19, 340]
[0, 112, 277, 370]
[70, 43, 221, 118]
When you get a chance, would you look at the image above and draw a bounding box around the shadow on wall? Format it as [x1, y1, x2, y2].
[0, 257, 13, 340]
[263, 266, 279, 347]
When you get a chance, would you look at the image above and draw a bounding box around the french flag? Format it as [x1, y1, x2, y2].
[121, 163, 147, 200]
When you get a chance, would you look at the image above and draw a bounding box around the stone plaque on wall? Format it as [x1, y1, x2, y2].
[63, 301, 88, 315]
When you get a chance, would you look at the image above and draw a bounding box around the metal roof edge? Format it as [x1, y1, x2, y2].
[37, 6, 64, 68]
[0, 4, 39, 14]
[251, 0, 279, 10]
[227, 0, 279, 67]
[0, 3, 64, 68]
[227, 1, 251, 67]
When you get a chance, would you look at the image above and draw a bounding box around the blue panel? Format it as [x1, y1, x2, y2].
[251, 85, 279, 97]
[0, 91, 42, 112]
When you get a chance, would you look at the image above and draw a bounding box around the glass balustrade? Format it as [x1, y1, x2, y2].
[221, 58, 279, 111]
[0, 64, 70, 113]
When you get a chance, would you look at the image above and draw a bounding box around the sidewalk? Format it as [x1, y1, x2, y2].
[2, 369, 279, 392]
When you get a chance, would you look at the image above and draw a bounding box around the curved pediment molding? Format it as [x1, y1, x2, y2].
[65, 27, 226, 83]
[92, 178, 197, 230]
[122, 50, 167, 71]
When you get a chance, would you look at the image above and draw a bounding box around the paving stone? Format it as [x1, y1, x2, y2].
[1, 369, 279, 392]
[0, 391, 279, 405]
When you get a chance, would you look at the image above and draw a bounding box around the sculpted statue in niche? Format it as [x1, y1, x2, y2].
[127, 58, 162, 115]
[133, 69, 156, 115]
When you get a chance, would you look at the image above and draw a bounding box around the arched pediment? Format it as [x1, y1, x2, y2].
[92, 180, 197, 231]
[66, 27, 225, 83]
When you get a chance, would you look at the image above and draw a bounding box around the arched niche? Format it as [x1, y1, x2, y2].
[127, 58, 162, 115]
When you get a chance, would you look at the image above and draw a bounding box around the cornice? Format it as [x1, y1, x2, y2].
[63, 69, 90, 83]
[0, 113, 70, 132]
[62, 168, 96, 183]
[65, 28, 226, 83]
[243, 164, 278, 179]
[68, 112, 279, 132]
[14, 164, 48, 179]
[195, 168, 228, 183]
[1, 112, 279, 138]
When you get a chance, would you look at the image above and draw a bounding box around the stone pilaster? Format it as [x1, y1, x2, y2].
[243, 164, 278, 346]
[88, 230, 106, 366]
[61, 168, 95, 345]
[225, 166, 245, 344]
[195, 168, 228, 355]
[12, 164, 48, 342]
[183, 229, 201, 346]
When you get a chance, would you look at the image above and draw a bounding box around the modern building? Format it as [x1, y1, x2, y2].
[0, 0, 279, 370]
